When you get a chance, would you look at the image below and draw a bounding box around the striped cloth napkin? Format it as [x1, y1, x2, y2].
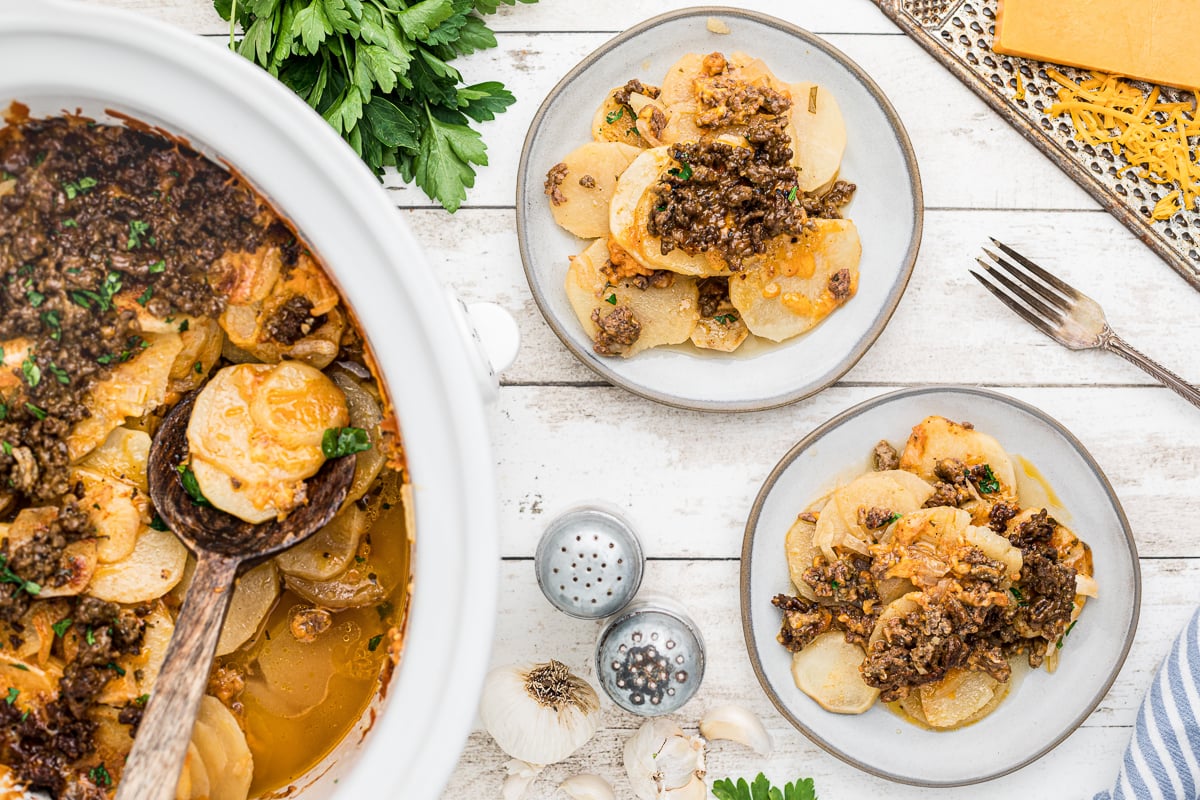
[1096, 608, 1200, 799]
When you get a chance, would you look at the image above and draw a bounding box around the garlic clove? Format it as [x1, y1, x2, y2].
[480, 660, 601, 766]
[624, 719, 708, 800]
[502, 759, 543, 800]
[666, 776, 709, 800]
[698, 704, 774, 756]
[559, 774, 616, 800]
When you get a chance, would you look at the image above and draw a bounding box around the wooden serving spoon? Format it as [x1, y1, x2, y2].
[114, 390, 357, 800]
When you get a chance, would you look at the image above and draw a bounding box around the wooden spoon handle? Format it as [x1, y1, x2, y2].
[115, 551, 241, 800]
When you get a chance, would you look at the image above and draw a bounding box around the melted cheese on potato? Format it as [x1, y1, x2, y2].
[187, 362, 348, 524]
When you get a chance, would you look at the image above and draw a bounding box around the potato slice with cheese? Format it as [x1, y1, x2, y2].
[729, 219, 861, 342]
[609, 147, 731, 276]
[74, 427, 151, 493]
[591, 90, 650, 147]
[564, 238, 699, 357]
[74, 469, 146, 563]
[790, 631, 878, 714]
[919, 669, 1002, 729]
[548, 142, 643, 239]
[899, 416, 1018, 504]
[788, 82, 847, 192]
[187, 362, 349, 524]
[86, 527, 187, 603]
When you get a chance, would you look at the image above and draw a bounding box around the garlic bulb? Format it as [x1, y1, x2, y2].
[623, 719, 707, 800]
[480, 660, 601, 765]
[560, 774, 616, 800]
[698, 705, 773, 756]
[502, 759, 543, 800]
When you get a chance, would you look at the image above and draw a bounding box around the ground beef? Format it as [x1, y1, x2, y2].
[988, 501, 1019, 533]
[872, 441, 900, 471]
[828, 268, 852, 300]
[544, 162, 568, 206]
[801, 180, 856, 220]
[697, 277, 729, 318]
[772, 594, 831, 651]
[648, 119, 806, 270]
[799, 554, 879, 647]
[692, 53, 792, 128]
[578, 174, 596, 189]
[265, 295, 317, 345]
[0, 116, 272, 502]
[612, 79, 660, 106]
[924, 481, 970, 508]
[857, 506, 895, 530]
[590, 306, 641, 356]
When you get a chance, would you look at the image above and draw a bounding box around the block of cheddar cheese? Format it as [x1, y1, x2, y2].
[994, 0, 1200, 91]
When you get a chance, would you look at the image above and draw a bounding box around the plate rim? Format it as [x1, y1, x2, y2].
[738, 385, 1142, 786]
[514, 5, 925, 413]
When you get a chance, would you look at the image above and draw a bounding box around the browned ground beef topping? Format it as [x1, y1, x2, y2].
[578, 174, 596, 188]
[590, 306, 641, 356]
[828, 268, 852, 300]
[858, 505, 895, 530]
[544, 162, 568, 206]
[612, 79, 660, 106]
[801, 179, 857, 220]
[648, 120, 808, 270]
[697, 277, 729, 318]
[872, 440, 900, 471]
[266, 295, 318, 345]
[0, 117, 279, 503]
[0, 597, 146, 797]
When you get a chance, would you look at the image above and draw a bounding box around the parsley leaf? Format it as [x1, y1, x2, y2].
[51, 618, 72, 638]
[177, 464, 211, 507]
[367, 633, 384, 652]
[975, 464, 1001, 494]
[0, 554, 41, 596]
[712, 774, 818, 800]
[215, 0, 536, 211]
[322, 427, 372, 459]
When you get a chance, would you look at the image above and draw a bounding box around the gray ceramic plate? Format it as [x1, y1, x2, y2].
[741, 387, 1140, 785]
[516, 7, 922, 412]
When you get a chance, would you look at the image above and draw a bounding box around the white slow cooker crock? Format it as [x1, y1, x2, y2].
[0, 1, 503, 797]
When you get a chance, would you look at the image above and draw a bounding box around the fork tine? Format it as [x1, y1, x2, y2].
[988, 238, 1082, 301]
[975, 257, 1065, 325]
[981, 248, 1073, 313]
[970, 269, 1061, 342]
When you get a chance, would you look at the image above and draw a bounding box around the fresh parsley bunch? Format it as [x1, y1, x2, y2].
[214, 0, 537, 211]
[711, 773, 818, 800]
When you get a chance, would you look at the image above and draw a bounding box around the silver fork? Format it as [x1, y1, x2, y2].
[972, 238, 1200, 411]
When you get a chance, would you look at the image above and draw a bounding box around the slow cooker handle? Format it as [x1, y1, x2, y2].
[443, 288, 519, 405]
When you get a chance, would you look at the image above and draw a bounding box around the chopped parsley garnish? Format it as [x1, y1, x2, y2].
[787, 185, 799, 203]
[69, 270, 123, 312]
[62, 176, 98, 198]
[604, 293, 618, 305]
[89, 763, 112, 787]
[136, 286, 154, 306]
[1008, 586, 1028, 607]
[0, 401, 7, 421]
[25, 290, 45, 307]
[376, 601, 394, 621]
[41, 310, 62, 341]
[149, 515, 170, 532]
[48, 364, 69, 385]
[127, 219, 152, 250]
[668, 163, 694, 181]
[713, 313, 739, 325]
[148, 259, 166, 274]
[605, 107, 624, 124]
[321, 427, 372, 459]
[1, 442, 10, 456]
[975, 464, 1001, 494]
[629, 125, 639, 137]
[886, 512, 903, 525]
[367, 634, 384, 652]
[24, 402, 46, 421]
[193, 361, 203, 374]
[1057, 620, 1078, 649]
[52, 618, 72, 638]
[178, 319, 189, 333]
[177, 464, 211, 507]
[4, 687, 17, 705]
[0, 554, 41, 596]
[106, 662, 125, 677]
[86, 627, 96, 646]
[134, 693, 150, 706]
[61, 218, 78, 228]
[21, 358, 40, 389]
[830, 580, 840, 589]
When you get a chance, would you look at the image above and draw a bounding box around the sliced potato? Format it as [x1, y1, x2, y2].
[660, 53, 707, 106]
[67, 332, 183, 461]
[899, 415, 1018, 501]
[834, 472, 923, 541]
[549, 142, 643, 239]
[5, 507, 98, 598]
[609, 147, 731, 276]
[328, 368, 386, 507]
[790, 631, 878, 714]
[275, 504, 369, 582]
[591, 92, 647, 146]
[660, 103, 705, 145]
[784, 509, 821, 600]
[564, 237, 699, 357]
[216, 561, 280, 657]
[193, 695, 253, 800]
[963, 525, 1023, 580]
[74, 426, 151, 492]
[893, 691, 928, 726]
[690, 299, 749, 352]
[876, 576, 917, 605]
[813, 487, 853, 562]
[85, 527, 188, 604]
[168, 316, 224, 395]
[74, 469, 146, 563]
[788, 82, 847, 192]
[880, 470, 936, 507]
[729, 219, 861, 342]
[177, 742, 210, 800]
[0, 651, 62, 711]
[919, 669, 999, 729]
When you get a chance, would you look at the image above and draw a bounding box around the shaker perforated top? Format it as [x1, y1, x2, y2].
[534, 506, 644, 619]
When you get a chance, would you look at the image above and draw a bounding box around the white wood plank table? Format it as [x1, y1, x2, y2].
[83, 1, 1200, 797]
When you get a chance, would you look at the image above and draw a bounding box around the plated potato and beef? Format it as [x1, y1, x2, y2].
[0, 112, 409, 799]
[773, 416, 1096, 729]
[545, 51, 862, 357]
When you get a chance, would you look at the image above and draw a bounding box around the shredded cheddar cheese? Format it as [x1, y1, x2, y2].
[1045, 70, 1200, 220]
